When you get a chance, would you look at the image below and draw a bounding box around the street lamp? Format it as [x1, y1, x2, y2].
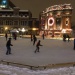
[5, 27, 8, 33]
[21, 28, 25, 37]
[5, 27, 8, 30]
[32, 28, 38, 35]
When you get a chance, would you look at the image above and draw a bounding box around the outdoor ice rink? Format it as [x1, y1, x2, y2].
[0, 36, 75, 66]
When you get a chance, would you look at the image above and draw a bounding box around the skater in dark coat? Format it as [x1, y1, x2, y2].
[5, 33, 8, 41]
[67, 34, 70, 42]
[63, 34, 66, 42]
[6, 38, 13, 55]
[42, 33, 45, 40]
[74, 38, 75, 50]
[34, 40, 43, 53]
[33, 35, 37, 45]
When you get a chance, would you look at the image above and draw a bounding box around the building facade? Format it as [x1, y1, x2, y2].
[40, 4, 73, 37]
[0, 0, 39, 35]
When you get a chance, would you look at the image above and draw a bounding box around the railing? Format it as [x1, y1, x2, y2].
[0, 60, 75, 70]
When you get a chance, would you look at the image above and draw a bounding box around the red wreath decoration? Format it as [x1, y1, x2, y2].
[48, 17, 54, 26]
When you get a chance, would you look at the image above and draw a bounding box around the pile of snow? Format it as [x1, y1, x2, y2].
[0, 64, 75, 75]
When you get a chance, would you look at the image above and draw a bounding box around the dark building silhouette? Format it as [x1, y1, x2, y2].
[0, 0, 39, 35]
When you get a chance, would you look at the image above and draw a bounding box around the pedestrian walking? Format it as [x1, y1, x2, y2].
[34, 40, 43, 53]
[6, 38, 13, 55]
[5, 33, 8, 41]
[42, 33, 44, 40]
[33, 35, 37, 45]
[67, 34, 70, 42]
[74, 38, 75, 50]
[14, 33, 17, 40]
[63, 34, 66, 42]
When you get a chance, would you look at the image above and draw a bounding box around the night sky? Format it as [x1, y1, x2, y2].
[10, 0, 75, 25]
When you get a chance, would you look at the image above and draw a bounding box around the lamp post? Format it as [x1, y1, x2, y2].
[21, 28, 25, 37]
[5, 27, 8, 33]
[32, 28, 37, 35]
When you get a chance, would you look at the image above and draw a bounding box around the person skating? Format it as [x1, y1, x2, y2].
[63, 34, 66, 42]
[6, 38, 13, 55]
[5, 33, 8, 41]
[33, 35, 37, 45]
[34, 40, 43, 53]
[74, 38, 75, 50]
[42, 33, 45, 40]
[67, 34, 70, 42]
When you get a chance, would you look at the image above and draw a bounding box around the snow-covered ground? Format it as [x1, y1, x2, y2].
[0, 64, 75, 75]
